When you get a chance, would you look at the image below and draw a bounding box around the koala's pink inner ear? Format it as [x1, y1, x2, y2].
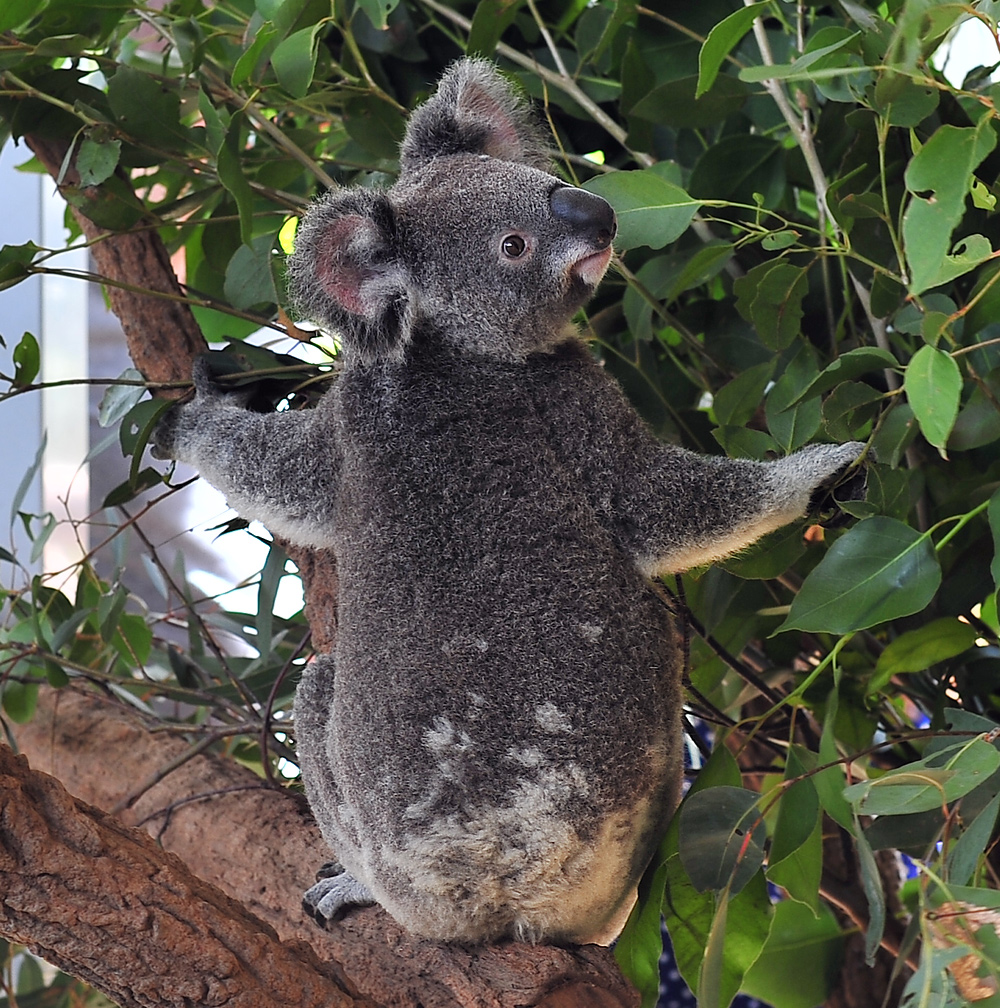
[457, 81, 525, 162]
[316, 215, 371, 315]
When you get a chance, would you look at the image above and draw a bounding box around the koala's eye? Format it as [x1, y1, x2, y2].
[501, 234, 528, 259]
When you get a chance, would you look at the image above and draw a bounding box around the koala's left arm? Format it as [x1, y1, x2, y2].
[547, 356, 864, 575]
[152, 360, 342, 548]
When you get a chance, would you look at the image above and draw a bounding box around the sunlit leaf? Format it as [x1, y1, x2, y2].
[844, 739, 1000, 815]
[902, 120, 997, 295]
[869, 618, 978, 694]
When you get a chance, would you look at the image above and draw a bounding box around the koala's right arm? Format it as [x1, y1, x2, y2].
[152, 360, 341, 548]
[542, 353, 864, 575]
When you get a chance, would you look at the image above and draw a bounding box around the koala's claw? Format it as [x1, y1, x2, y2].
[302, 869, 377, 927]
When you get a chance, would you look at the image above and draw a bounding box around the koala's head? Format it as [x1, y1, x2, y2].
[288, 59, 616, 364]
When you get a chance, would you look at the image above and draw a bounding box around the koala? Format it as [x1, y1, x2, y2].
[153, 58, 863, 946]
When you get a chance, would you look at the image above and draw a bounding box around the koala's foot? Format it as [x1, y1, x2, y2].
[303, 865, 377, 927]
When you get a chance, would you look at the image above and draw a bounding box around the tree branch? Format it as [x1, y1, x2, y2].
[0, 741, 368, 1008]
[6, 685, 638, 1007]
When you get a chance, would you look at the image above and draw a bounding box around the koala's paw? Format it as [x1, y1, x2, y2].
[302, 867, 377, 928]
[768, 441, 867, 520]
[149, 403, 184, 461]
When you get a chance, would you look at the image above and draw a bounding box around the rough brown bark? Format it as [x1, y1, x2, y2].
[0, 742, 367, 1008]
[6, 687, 638, 1008]
[24, 134, 205, 390]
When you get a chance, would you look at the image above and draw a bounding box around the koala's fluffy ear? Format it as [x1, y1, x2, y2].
[287, 188, 414, 363]
[400, 58, 551, 172]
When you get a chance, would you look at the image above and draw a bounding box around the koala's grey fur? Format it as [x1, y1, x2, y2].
[153, 58, 863, 946]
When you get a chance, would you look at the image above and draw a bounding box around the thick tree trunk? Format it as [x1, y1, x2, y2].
[0, 130, 641, 1006]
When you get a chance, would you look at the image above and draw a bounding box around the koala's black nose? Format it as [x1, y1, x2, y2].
[550, 186, 617, 249]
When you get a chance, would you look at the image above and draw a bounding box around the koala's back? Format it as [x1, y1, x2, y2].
[299, 337, 682, 943]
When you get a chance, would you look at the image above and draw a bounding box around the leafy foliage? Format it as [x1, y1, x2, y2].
[4, 0, 1000, 1006]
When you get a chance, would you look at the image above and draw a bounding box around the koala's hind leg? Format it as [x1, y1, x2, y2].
[303, 863, 376, 926]
[294, 656, 370, 923]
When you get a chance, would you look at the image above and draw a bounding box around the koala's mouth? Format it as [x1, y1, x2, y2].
[570, 246, 614, 287]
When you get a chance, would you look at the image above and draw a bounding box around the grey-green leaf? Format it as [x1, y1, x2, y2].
[678, 786, 767, 895]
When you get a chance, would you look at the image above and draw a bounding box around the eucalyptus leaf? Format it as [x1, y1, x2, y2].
[777, 517, 941, 635]
[679, 786, 767, 894]
[904, 344, 961, 457]
[869, 617, 978, 694]
[583, 171, 701, 250]
[902, 120, 997, 295]
[696, 2, 769, 98]
[844, 739, 1000, 815]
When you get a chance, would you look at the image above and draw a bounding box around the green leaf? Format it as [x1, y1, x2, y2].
[869, 617, 978, 694]
[2, 679, 39, 723]
[679, 786, 767, 894]
[713, 360, 774, 427]
[218, 115, 255, 246]
[904, 344, 961, 457]
[10, 434, 45, 528]
[12, 330, 39, 386]
[467, 0, 522, 56]
[615, 834, 674, 1007]
[231, 23, 279, 89]
[738, 31, 863, 84]
[767, 750, 822, 910]
[791, 346, 898, 405]
[770, 750, 820, 863]
[101, 467, 164, 508]
[343, 95, 406, 160]
[948, 791, 1000, 886]
[853, 814, 885, 965]
[766, 394, 821, 453]
[631, 74, 748, 129]
[0, 242, 42, 291]
[844, 739, 1000, 815]
[107, 66, 189, 153]
[776, 517, 941, 635]
[271, 23, 323, 99]
[224, 234, 278, 310]
[741, 901, 845, 1008]
[697, 2, 769, 98]
[77, 134, 121, 186]
[356, 0, 400, 31]
[822, 381, 882, 442]
[768, 814, 822, 911]
[733, 260, 809, 351]
[97, 369, 146, 427]
[700, 873, 773, 1008]
[902, 120, 997, 295]
[990, 489, 1000, 591]
[872, 69, 938, 127]
[0, 0, 42, 32]
[583, 171, 701, 250]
